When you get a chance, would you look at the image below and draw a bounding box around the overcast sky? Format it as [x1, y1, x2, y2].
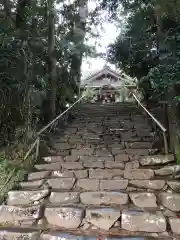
[81, 1, 120, 79]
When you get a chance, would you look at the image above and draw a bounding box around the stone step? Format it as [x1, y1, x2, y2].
[1, 202, 180, 236]
[0, 230, 173, 239]
[43, 149, 161, 161]
[155, 165, 180, 176]
[27, 158, 180, 180]
[0, 204, 40, 226]
[139, 155, 175, 166]
[19, 177, 180, 193]
[0, 231, 40, 239]
[41, 234, 170, 240]
[7, 189, 50, 205]
[8, 185, 180, 211]
[2, 102, 175, 237]
[125, 142, 153, 149]
[122, 210, 167, 233]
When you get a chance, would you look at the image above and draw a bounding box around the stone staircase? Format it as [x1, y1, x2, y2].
[0, 103, 180, 239]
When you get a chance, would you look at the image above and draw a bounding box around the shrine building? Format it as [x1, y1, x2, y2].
[80, 65, 137, 103]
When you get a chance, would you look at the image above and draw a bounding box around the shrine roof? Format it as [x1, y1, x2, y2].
[81, 65, 120, 82]
[81, 65, 137, 87]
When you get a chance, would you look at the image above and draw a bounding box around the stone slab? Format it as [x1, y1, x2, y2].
[135, 130, 152, 137]
[140, 155, 174, 166]
[121, 132, 137, 140]
[125, 149, 149, 156]
[76, 179, 99, 191]
[95, 148, 112, 157]
[167, 181, 180, 192]
[124, 169, 154, 180]
[47, 178, 75, 190]
[65, 155, 80, 162]
[110, 143, 125, 149]
[57, 150, 70, 156]
[129, 192, 157, 208]
[73, 170, 88, 179]
[45, 207, 83, 229]
[126, 142, 152, 149]
[69, 138, 84, 145]
[0, 231, 39, 239]
[80, 192, 128, 205]
[28, 171, 50, 181]
[115, 154, 129, 162]
[44, 156, 64, 163]
[7, 190, 49, 205]
[125, 161, 139, 170]
[34, 163, 61, 171]
[81, 156, 113, 162]
[112, 147, 125, 155]
[51, 170, 74, 178]
[83, 161, 104, 168]
[71, 148, 94, 156]
[53, 142, 72, 150]
[85, 208, 120, 231]
[89, 169, 124, 179]
[62, 162, 84, 170]
[169, 218, 180, 234]
[121, 210, 166, 232]
[20, 180, 44, 189]
[159, 192, 180, 212]
[130, 180, 165, 190]
[100, 180, 128, 191]
[105, 161, 125, 169]
[155, 165, 180, 176]
[41, 233, 96, 240]
[49, 192, 79, 204]
[0, 205, 40, 226]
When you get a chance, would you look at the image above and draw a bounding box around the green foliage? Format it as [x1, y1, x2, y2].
[82, 88, 96, 102]
[0, 0, 102, 199]
[175, 146, 180, 165]
[0, 0, 102, 144]
[107, 0, 180, 102]
[0, 144, 35, 203]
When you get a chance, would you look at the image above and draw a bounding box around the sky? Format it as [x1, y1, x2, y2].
[81, 0, 120, 79]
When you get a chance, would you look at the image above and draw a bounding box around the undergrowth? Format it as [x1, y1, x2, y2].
[0, 142, 35, 203]
[175, 146, 180, 164]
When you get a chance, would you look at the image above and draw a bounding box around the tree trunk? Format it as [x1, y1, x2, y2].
[70, 0, 88, 91]
[47, 0, 57, 121]
[154, 5, 162, 57]
[167, 87, 179, 154]
[3, 0, 11, 17]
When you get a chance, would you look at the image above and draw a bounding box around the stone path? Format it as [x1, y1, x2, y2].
[0, 103, 180, 239]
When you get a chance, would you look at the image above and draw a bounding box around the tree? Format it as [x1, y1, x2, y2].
[107, 0, 180, 153]
[47, 0, 57, 120]
[0, 0, 105, 145]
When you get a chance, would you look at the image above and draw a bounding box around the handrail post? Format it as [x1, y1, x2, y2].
[36, 137, 40, 161]
[24, 138, 38, 161]
[162, 132, 168, 155]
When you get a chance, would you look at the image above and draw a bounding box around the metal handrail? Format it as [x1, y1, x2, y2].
[24, 94, 86, 161]
[37, 95, 85, 135]
[131, 92, 168, 154]
[0, 93, 86, 193]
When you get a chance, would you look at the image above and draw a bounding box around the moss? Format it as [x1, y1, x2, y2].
[175, 146, 180, 164]
[0, 221, 14, 227]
